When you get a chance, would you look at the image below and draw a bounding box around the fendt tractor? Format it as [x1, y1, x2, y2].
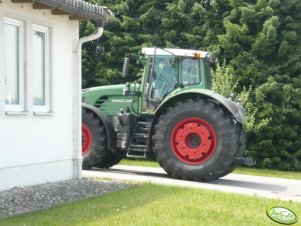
[81, 47, 252, 181]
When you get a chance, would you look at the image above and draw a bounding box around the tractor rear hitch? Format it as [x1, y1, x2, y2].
[235, 157, 256, 166]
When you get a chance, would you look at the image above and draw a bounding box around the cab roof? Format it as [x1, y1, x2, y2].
[142, 48, 209, 58]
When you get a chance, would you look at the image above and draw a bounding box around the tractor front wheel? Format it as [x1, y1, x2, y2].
[153, 98, 245, 181]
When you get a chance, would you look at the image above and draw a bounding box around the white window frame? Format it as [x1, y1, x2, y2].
[4, 17, 24, 112]
[32, 24, 50, 113]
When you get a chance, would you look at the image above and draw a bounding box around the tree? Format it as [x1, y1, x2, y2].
[217, 0, 301, 170]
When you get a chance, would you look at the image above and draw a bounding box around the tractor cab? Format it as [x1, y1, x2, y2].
[143, 48, 213, 111]
[123, 48, 213, 111]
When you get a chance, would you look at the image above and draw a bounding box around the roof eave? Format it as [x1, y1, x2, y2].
[11, 0, 111, 26]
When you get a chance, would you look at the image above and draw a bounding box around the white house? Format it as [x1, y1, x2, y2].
[0, 0, 109, 191]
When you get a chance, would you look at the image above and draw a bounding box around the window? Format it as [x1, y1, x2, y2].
[149, 56, 177, 101]
[4, 18, 24, 111]
[2, 17, 52, 114]
[32, 25, 49, 112]
[181, 58, 200, 85]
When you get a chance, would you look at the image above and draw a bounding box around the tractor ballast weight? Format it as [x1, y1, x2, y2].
[81, 47, 251, 180]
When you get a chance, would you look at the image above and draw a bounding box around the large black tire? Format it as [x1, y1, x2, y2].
[82, 108, 125, 170]
[217, 122, 246, 178]
[152, 98, 246, 181]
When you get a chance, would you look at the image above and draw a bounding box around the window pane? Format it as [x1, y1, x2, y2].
[5, 23, 20, 105]
[150, 56, 177, 101]
[182, 58, 200, 85]
[33, 30, 46, 106]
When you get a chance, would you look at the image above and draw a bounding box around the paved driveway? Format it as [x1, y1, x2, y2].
[83, 165, 301, 202]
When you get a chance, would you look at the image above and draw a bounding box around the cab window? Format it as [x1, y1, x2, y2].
[181, 58, 200, 85]
[149, 56, 177, 101]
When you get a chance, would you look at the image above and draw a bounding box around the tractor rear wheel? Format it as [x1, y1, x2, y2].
[153, 98, 245, 181]
[82, 108, 125, 170]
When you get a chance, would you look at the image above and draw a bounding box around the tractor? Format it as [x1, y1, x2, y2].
[81, 47, 250, 181]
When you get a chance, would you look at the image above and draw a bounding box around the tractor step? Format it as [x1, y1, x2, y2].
[127, 144, 147, 158]
[137, 121, 151, 126]
[128, 144, 147, 153]
[133, 133, 148, 138]
[130, 144, 147, 148]
[126, 153, 147, 159]
[126, 120, 150, 159]
[137, 123, 150, 133]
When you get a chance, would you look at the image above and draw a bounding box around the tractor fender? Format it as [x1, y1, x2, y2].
[153, 89, 247, 125]
[82, 103, 117, 150]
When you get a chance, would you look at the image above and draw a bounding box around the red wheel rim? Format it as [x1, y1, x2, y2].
[170, 117, 216, 164]
[82, 123, 92, 156]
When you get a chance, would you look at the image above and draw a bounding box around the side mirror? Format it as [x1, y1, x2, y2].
[122, 57, 129, 78]
[206, 53, 217, 66]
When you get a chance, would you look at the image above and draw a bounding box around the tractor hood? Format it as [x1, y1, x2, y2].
[82, 84, 126, 94]
[82, 84, 136, 117]
[82, 84, 126, 107]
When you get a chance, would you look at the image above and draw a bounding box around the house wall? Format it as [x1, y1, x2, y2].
[0, 1, 79, 190]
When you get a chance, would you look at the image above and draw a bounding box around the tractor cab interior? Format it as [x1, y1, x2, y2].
[145, 54, 201, 111]
[148, 56, 177, 102]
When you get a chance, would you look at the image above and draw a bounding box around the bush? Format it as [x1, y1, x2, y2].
[211, 62, 270, 133]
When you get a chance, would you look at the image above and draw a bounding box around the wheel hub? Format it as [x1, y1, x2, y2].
[170, 117, 216, 164]
[82, 123, 92, 156]
[187, 133, 201, 148]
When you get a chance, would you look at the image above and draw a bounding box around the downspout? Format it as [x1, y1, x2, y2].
[74, 27, 104, 179]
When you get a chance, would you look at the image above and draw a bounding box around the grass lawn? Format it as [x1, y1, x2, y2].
[1, 184, 300, 226]
[120, 159, 301, 180]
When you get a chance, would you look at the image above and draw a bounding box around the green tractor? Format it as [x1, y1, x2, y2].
[82, 47, 251, 181]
